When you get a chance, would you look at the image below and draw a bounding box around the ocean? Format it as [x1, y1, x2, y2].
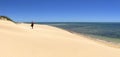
[32, 22, 120, 44]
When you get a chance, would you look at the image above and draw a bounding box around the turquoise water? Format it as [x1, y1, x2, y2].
[29, 22, 120, 43]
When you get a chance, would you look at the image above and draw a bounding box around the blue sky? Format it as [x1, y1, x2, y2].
[0, 0, 120, 22]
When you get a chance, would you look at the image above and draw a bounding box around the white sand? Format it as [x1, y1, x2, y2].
[0, 20, 120, 57]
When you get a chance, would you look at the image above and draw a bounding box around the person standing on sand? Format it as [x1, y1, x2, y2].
[31, 21, 34, 29]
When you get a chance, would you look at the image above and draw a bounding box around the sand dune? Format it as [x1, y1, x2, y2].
[0, 20, 120, 57]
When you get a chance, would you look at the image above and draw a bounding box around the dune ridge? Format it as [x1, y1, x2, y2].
[0, 20, 120, 57]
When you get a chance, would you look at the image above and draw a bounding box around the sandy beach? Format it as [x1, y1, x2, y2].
[0, 20, 120, 57]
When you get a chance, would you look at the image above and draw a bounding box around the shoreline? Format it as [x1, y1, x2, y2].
[19, 23, 120, 48]
[48, 25, 120, 48]
[61, 30, 120, 48]
[74, 33, 120, 48]
[1, 21, 120, 57]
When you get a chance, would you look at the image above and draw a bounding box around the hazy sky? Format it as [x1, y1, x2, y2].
[0, 0, 120, 22]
